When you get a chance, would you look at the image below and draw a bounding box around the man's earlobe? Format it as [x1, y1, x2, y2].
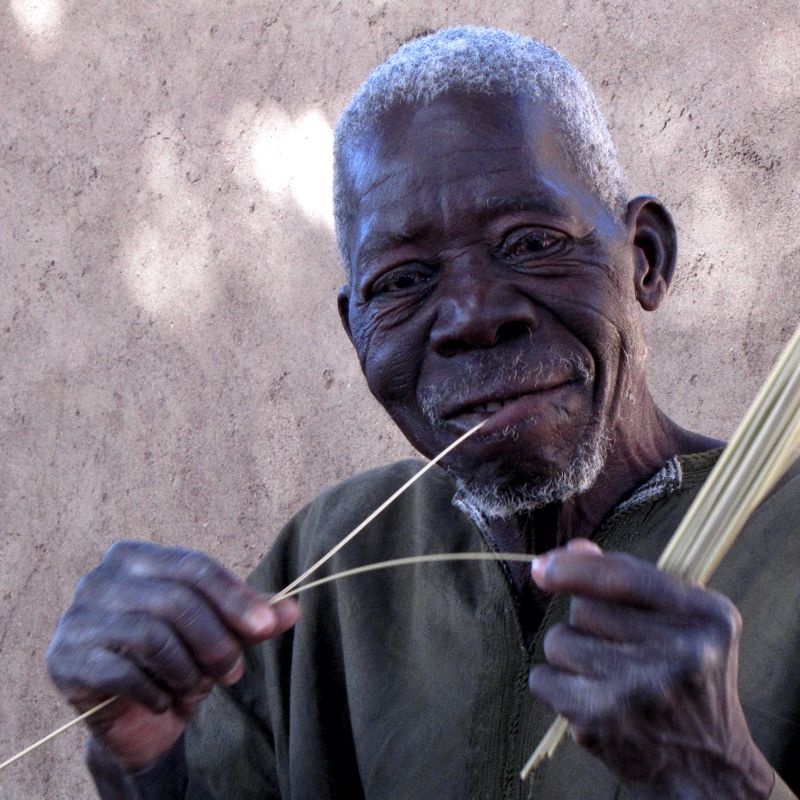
[338, 286, 354, 343]
[625, 195, 677, 312]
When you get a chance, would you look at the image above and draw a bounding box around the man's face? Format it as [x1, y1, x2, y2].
[339, 91, 644, 506]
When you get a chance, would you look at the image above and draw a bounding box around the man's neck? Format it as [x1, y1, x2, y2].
[481, 389, 722, 558]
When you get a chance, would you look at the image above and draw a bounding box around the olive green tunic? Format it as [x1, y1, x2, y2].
[183, 451, 800, 799]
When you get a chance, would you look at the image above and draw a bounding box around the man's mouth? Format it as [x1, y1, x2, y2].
[419, 352, 594, 436]
[469, 399, 513, 414]
[433, 381, 585, 439]
[443, 381, 573, 421]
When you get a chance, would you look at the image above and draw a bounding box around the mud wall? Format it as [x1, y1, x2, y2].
[1, 2, 798, 796]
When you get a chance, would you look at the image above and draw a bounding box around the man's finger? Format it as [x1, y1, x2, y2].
[53, 608, 205, 694]
[528, 664, 608, 722]
[268, 598, 302, 636]
[48, 645, 172, 714]
[569, 596, 689, 643]
[543, 623, 646, 679]
[77, 573, 254, 680]
[531, 549, 716, 614]
[99, 541, 293, 641]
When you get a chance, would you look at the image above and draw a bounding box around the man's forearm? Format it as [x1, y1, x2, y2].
[86, 736, 188, 800]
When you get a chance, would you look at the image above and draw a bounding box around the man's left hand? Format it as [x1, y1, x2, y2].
[528, 539, 774, 799]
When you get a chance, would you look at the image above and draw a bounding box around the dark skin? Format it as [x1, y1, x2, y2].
[532, 538, 772, 798]
[337, 91, 772, 798]
[338, 91, 720, 622]
[47, 90, 773, 798]
[46, 541, 300, 772]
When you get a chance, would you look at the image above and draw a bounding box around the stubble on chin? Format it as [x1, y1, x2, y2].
[416, 348, 607, 518]
[451, 418, 611, 520]
[419, 349, 593, 431]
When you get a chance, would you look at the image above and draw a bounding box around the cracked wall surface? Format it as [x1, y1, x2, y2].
[1, 2, 798, 796]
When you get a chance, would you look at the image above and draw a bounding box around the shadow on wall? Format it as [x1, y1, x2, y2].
[2, 0, 384, 556]
[1, 7, 403, 795]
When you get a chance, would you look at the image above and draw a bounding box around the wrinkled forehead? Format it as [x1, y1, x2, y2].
[339, 91, 605, 270]
[345, 90, 565, 193]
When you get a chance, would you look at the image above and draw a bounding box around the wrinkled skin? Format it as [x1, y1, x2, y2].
[530, 539, 772, 798]
[47, 541, 299, 772]
[337, 92, 773, 798]
[338, 93, 644, 494]
[47, 90, 773, 798]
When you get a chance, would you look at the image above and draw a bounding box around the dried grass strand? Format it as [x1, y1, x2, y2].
[0, 696, 117, 771]
[271, 420, 486, 603]
[0, 421, 486, 771]
[275, 550, 534, 600]
[0, 550, 529, 773]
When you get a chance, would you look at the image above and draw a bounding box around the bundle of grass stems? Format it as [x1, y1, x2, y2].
[520, 320, 800, 780]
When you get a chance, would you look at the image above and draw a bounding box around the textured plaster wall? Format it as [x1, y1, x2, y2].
[0, 1, 797, 797]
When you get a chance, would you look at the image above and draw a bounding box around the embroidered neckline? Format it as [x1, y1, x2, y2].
[452, 455, 684, 542]
[612, 456, 683, 516]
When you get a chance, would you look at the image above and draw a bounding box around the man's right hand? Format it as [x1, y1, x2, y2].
[46, 540, 299, 772]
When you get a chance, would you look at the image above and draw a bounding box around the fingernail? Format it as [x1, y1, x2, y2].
[566, 538, 603, 555]
[220, 657, 245, 686]
[531, 555, 548, 584]
[245, 604, 276, 633]
[273, 599, 300, 627]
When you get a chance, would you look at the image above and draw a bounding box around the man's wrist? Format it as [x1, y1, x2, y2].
[86, 735, 188, 800]
[641, 749, 774, 800]
[622, 737, 775, 800]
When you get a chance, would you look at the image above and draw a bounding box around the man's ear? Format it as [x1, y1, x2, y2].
[338, 285, 354, 344]
[625, 195, 677, 312]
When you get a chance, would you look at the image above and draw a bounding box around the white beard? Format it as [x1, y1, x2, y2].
[452, 421, 611, 520]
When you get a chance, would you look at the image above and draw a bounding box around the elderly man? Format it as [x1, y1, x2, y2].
[47, 27, 800, 800]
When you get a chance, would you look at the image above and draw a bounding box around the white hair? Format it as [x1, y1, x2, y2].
[333, 25, 627, 271]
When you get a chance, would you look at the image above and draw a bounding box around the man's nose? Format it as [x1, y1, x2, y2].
[429, 268, 539, 357]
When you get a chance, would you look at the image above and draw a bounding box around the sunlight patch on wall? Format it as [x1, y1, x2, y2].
[754, 30, 799, 102]
[10, 0, 63, 56]
[121, 123, 215, 321]
[123, 223, 213, 318]
[250, 107, 335, 229]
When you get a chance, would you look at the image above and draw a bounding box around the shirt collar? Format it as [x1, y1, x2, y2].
[452, 455, 684, 541]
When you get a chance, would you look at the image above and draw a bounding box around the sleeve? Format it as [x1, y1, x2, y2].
[183, 685, 282, 800]
[769, 773, 799, 800]
[182, 460, 431, 800]
[182, 503, 316, 800]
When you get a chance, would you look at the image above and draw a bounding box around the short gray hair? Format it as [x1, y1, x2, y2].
[333, 26, 627, 272]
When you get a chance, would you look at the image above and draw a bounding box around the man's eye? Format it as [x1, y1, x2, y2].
[372, 266, 432, 295]
[502, 229, 564, 259]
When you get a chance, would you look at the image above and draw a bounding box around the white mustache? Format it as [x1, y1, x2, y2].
[420, 350, 592, 426]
